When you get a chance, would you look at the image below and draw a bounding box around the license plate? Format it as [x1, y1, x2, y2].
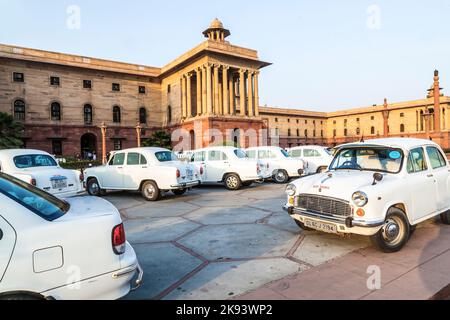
[304, 219, 338, 234]
[51, 179, 67, 189]
[186, 169, 193, 179]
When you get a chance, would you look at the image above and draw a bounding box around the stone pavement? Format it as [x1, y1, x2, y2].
[235, 218, 450, 300]
[105, 183, 370, 300]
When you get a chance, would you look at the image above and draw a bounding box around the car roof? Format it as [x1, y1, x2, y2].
[337, 138, 440, 150]
[289, 145, 327, 150]
[194, 146, 240, 152]
[114, 147, 171, 153]
[245, 146, 282, 151]
[0, 149, 51, 158]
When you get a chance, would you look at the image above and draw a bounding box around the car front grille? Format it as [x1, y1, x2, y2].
[295, 194, 352, 217]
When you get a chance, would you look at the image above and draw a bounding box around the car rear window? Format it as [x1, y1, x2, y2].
[155, 151, 178, 162]
[14, 154, 57, 169]
[0, 173, 70, 221]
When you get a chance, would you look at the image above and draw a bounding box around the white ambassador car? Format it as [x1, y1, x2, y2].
[0, 149, 84, 198]
[284, 138, 450, 253]
[0, 173, 142, 300]
[288, 145, 334, 174]
[245, 146, 305, 183]
[190, 147, 269, 190]
[84, 148, 200, 201]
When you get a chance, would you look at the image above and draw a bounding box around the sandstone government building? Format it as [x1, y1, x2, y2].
[1, 19, 450, 157]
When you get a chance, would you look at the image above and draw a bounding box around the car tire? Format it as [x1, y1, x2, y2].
[294, 219, 315, 231]
[87, 178, 106, 197]
[274, 170, 289, 184]
[440, 210, 450, 225]
[317, 166, 328, 174]
[172, 189, 187, 196]
[370, 208, 410, 253]
[141, 181, 160, 201]
[224, 174, 242, 191]
[0, 294, 42, 300]
[242, 181, 253, 187]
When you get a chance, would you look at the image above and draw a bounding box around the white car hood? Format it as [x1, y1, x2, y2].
[294, 170, 391, 201]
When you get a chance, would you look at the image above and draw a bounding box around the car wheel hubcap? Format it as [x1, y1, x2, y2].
[90, 182, 99, 194]
[382, 217, 402, 245]
[145, 185, 155, 198]
[276, 171, 286, 181]
[227, 177, 238, 188]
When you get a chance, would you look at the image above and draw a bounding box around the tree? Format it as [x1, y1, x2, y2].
[0, 112, 24, 149]
[143, 130, 172, 149]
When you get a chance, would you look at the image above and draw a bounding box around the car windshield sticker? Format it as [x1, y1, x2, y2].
[389, 151, 402, 160]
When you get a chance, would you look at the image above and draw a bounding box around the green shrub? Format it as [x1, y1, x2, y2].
[60, 160, 102, 171]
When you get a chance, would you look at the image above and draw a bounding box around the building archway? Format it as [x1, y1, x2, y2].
[232, 128, 240, 147]
[80, 133, 97, 160]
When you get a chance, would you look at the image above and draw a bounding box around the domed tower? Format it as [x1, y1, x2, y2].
[202, 18, 230, 42]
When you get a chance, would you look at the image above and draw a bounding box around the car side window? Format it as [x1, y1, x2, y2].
[304, 149, 320, 157]
[290, 149, 302, 157]
[246, 150, 256, 159]
[127, 153, 140, 165]
[407, 148, 428, 173]
[208, 151, 227, 161]
[109, 153, 125, 166]
[140, 154, 147, 165]
[193, 151, 206, 162]
[258, 150, 268, 159]
[268, 151, 277, 159]
[426, 147, 447, 169]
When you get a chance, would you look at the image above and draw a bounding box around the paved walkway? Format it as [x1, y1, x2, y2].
[235, 219, 450, 300]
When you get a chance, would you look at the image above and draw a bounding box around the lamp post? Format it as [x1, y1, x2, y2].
[136, 123, 142, 148]
[100, 122, 107, 165]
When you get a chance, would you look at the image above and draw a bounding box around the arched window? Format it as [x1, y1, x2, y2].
[51, 102, 61, 121]
[139, 107, 147, 124]
[14, 99, 26, 121]
[400, 124, 405, 133]
[84, 104, 93, 125]
[371, 127, 375, 135]
[304, 129, 308, 138]
[113, 106, 121, 123]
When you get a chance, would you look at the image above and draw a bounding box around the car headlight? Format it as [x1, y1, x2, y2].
[352, 191, 368, 207]
[286, 184, 297, 197]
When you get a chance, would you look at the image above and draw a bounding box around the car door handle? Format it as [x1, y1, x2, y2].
[427, 174, 434, 178]
[142, 166, 148, 169]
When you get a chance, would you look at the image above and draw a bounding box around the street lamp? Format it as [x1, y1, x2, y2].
[100, 122, 107, 165]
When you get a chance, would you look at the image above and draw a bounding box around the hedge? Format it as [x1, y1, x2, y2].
[60, 160, 102, 171]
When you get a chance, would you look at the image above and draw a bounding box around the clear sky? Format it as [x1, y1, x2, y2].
[1, 0, 449, 112]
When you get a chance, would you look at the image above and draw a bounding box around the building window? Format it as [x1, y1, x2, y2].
[84, 104, 93, 125]
[113, 106, 121, 123]
[321, 130, 324, 137]
[51, 102, 61, 121]
[13, 72, 24, 83]
[344, 119, 348, 126]
[51, 140, 63, 156]
[344, 128, 348, 136]
[356, 128, 361, 135]
[305, 120, 308, 124]
[139, 107, 147, 124]
[83, 80, 92, 89]
[139, 86, 146, 94]
[356, 118, 360, 122]
[50, 76, 60, 86]
[321, 121, 323, 125]
[371, 127, 375, 135]
[296, 119, 299, 124]
[400, 124, 405, 133]
[400, 113, 405, 118]
[296, 129, 300, 137]
[304, 129, 308, 138]
[313, 130, 316, 137]
[288, 129, 291, 137]
[333, 129, 337, 137]
[333, 120, 337, 125]
[112, 83, 121, 92]
[113, 139, 122, 151]
[287, 119, 290, 123]
[167, 85, 171, 93]
[275, 118, 278, 122]
[14, 99, 26, 121]
[371, 116, 375, 120]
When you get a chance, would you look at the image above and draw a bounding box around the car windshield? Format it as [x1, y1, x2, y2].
[330, 147, 404, 173]
[234, 149, 248, 159]
[280, 149, 290, 158]
[14, 154, 58, 169]
[0, 173, 70, 221]
[155, 151, 178, 162]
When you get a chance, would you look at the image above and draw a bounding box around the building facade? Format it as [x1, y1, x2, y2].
[1, 19, 450, 157]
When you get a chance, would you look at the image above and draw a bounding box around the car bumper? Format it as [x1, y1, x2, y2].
[283, 205, 385, 236]
[170, 180, 201, 189]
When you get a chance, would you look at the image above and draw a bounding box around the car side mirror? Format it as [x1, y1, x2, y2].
[372, 173, 383, 185]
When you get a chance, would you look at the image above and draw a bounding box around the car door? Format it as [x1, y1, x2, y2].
[0, 214, 16, 282]
[425, 146, 450, 211]
[122, 152, 147, 190]
[102, 153, 126, 189]
[407, 147, 437, 222]
[205, 150, 230, 182]
[303, 148, 321, 172]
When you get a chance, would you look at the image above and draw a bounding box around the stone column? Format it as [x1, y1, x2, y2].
[254, 71, 260, 117]
[219, 81, 223, 115]
[247, 71, 254, 117]
[186, 73, 192, 118]
[196, 69, 202, 116]
[229, 73, 235, 115]
[239, 69, 246, 116]
[136, 123, 142, 148]
[181, 76, 187, 119]
[201, 66, 207, 115]
[214, 65, 220, 115]
[206, 64, 213, 114]
[382, 98, 389, 138]
[434, 70, 441, 132]
[222, 66, 230, 115]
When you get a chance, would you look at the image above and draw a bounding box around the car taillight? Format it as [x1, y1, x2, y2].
[79, 172, 84, 182]
[30, 178, 37, 186]
[176, 169, 181, 179]
[112, 223, 126, 255]
[257, 164, 260, 172]
[200, 166, 204, 175]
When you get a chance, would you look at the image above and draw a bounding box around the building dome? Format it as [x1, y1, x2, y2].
[203, 18, 230, 42]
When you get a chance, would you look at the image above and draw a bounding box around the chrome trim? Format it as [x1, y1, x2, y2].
[283, 206, 384, 228]
[112, 263, 143, 291]
[131, 264, 143, 291]
[170, 180, 200, 189]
